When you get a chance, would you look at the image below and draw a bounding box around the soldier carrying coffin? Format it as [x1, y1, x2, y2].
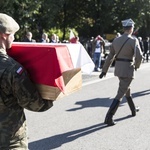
[0, 13, 53, 149]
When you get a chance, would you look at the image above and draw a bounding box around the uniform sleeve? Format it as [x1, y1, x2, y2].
[1, 64, 53, 112]
[134, 38, 143, 69]
[102, 43, 115, 73]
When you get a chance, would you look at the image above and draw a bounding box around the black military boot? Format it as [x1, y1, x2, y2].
[125, 96, 140, 116]
[104, 99, 120, 126]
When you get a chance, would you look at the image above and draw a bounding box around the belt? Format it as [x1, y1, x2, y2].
[116, 58, 133, 62]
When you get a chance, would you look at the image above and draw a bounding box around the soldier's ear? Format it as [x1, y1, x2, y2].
[0, 33, 8, 40]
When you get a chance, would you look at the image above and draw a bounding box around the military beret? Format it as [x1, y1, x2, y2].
[0, 13, 20, 34]
[121, 18, 135, 27]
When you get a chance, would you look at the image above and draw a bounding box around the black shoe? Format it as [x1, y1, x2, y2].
[104, 99, 120, 126]
[104, 115, 116, 126]
[132, 106, 140, 116]
[126, 96, 139, 116]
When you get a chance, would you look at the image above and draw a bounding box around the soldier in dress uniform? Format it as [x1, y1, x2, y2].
[0, 13, 53, 149]
[99, 18, 143, 126]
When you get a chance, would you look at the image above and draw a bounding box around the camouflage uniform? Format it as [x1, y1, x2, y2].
[0, 48, 53, 149]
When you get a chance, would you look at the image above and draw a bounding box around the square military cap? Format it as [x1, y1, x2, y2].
[0, 13, 20, 34]
[121, 18, 135, 27]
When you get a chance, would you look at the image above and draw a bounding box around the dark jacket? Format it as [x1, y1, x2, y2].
[0, 48, 53, 149]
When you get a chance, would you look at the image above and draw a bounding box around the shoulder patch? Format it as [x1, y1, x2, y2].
[16, 67, 24, 75]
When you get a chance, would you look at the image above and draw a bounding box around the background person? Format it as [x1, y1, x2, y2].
[0, 13, 53, 149]
[50, 33, 57, 43]
[99, 18, 143, 126]
[22, 31, 36, 42]
[92, 35, 105, 71]
[40, 32, 50, 43]
[143, 37, 150, 62]
[138, 37, 144, 52]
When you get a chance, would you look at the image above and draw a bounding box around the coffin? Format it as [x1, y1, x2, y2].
[36, 68, 82, 100]
[8, 42, 82, 100]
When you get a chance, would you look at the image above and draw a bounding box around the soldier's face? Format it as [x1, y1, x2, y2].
[6, 33, 15, 49]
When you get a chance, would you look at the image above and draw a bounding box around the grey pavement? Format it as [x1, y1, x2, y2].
[82, 66, 114, 83]
[26, 62, 150, 150]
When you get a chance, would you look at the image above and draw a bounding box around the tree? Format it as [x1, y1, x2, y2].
[0, 0, 149, 41]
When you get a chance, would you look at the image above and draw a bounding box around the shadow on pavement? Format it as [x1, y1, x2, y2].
[115, 115, 133, 122]
[66, 89, 150, 111]
[132, 89, 150, 98]
[66, 97, 112, 111]
[29, 123, 107, 150]
[29, 116, 133, 150]
[29, 89, 150, 150]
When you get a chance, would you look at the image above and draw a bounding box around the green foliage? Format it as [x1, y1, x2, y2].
[0, 0, 149, 41]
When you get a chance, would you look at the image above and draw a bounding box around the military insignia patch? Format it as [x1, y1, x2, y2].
[16, 67, 24, 75]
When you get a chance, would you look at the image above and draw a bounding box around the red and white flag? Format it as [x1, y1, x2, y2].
[69, 30, 75, 40]
[69, 30, 78, 43]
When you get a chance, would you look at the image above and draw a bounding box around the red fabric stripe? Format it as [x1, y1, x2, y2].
[8, 43, 74, 92]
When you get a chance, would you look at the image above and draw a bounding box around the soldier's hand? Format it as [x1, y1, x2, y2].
[99, 72, 106, 79]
